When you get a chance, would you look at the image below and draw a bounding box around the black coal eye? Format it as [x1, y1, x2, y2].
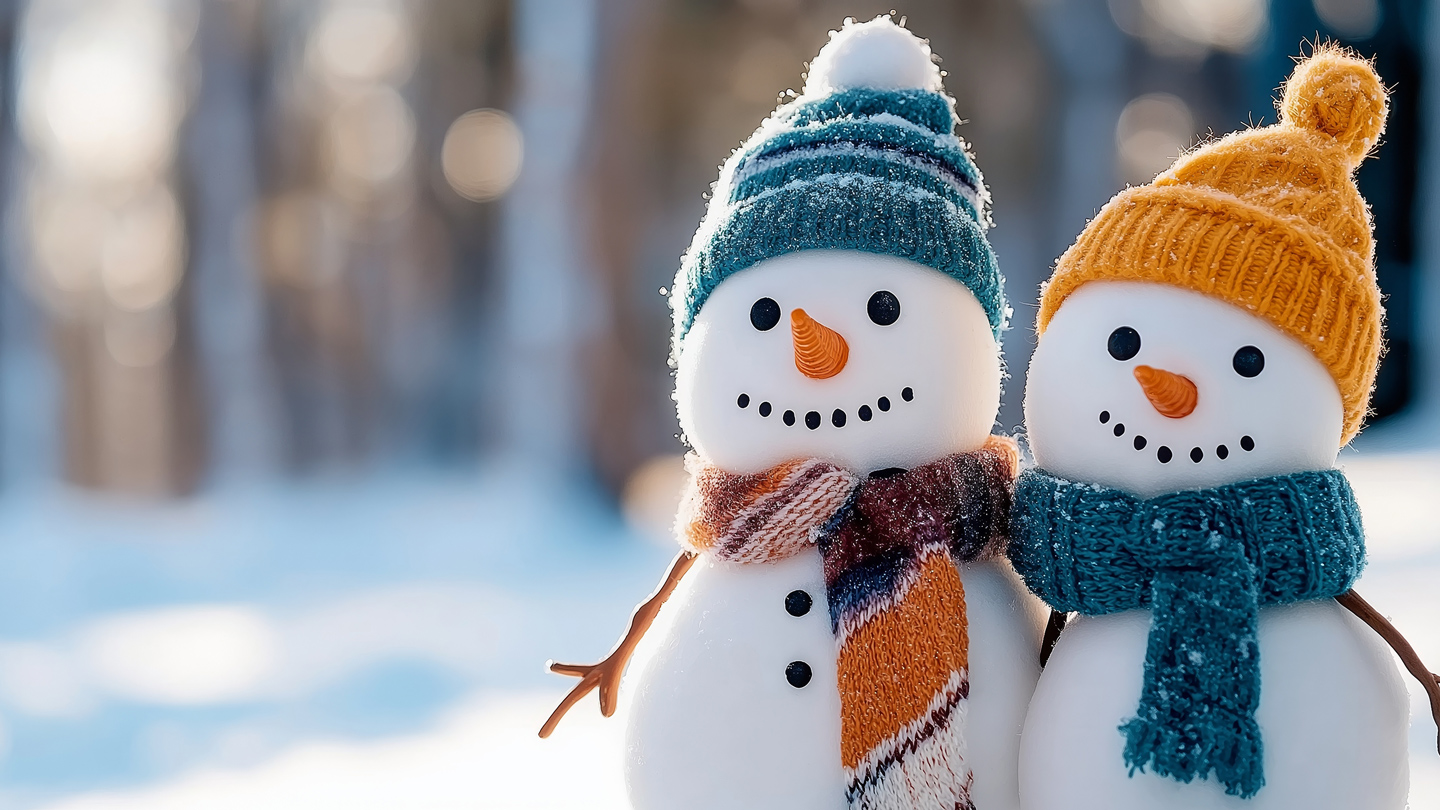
[1233, 345, 1265, 377]
[750, 297, 781, 331]
[867, 290, 900, 326]
[1107, 326, 1141, 361]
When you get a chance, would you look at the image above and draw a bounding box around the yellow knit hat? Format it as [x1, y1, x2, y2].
[1038, 46, 1388, 444]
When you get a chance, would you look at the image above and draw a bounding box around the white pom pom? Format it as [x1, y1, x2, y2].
[803, 16, 942, 96]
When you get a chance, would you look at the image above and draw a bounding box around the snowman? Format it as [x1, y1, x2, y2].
[1009, 47, 1440, 810]
[539, 17, 1045, 810]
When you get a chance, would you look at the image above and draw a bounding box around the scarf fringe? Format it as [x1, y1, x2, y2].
[1122, 714, 1266, 798]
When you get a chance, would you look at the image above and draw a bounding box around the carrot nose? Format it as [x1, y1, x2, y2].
[791, 309, 849, 379]
[1134, 365, 1198, 418]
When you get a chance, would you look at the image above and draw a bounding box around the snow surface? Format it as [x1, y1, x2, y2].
[0, 464, 669, 808]
[0, 450, 1431, 809]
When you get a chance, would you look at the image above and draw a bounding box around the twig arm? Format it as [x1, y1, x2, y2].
[538, 550, 698, 738]
[1337, 589, 1440, 755]
[1040, 609, 1068, 669]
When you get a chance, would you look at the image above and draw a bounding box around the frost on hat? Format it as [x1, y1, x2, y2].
[670, 15, 1005, 348]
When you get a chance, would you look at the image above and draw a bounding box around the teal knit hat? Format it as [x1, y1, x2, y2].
[670, 17, 1006, 346]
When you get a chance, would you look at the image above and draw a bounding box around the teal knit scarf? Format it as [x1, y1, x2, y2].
[1009, 468, 1366, 799]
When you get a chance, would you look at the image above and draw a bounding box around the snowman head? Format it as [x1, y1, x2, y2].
[677, 251, 999, 474]
[1026, 46, 1388, 497]
[669, 17, 1007, 474]
[1026, 282, 1346, 497]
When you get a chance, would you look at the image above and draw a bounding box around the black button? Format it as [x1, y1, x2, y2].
[785, 661, 812, 688]
[785, 590, 812, 617]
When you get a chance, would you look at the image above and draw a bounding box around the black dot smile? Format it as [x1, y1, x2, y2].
[1099, 411, 1256, 465]
[740, 388, 916, 429]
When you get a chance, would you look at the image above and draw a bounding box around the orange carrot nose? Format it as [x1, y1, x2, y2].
[791, 309, 849, 379]
[1134, 365, 1198, 418]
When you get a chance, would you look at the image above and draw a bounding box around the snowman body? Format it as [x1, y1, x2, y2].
[626, 554, 1041, 810]
[1023, 603, 1408, 810]
[1018, 281, 1411, 810]
[623, 249, 1044, 810]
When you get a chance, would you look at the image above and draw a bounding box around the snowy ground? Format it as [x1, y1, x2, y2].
[0, 448, 1434, 809]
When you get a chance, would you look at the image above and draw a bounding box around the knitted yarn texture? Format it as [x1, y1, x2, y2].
[1008, 468, 1366, 798]
[670, 84, 1005, 346]
[679, 436, 1019, 810]
[1037, 46, 1388, 444]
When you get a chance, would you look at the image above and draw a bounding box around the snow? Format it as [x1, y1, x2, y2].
[0, 452, 1429, 809]
[32, 690, 628, 810]
[0, 465, 669, 808]
[804, 16, 942, 97]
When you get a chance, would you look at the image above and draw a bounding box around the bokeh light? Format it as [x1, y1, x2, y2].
[308, 3, 416, 86]
[1111, 0, 1269, 56]
[18, 0, 187, 182]
[441, 109, 524, 203]
[1116, 93, 1195, 185]
[1313, 0, 1381, 41]
[325, 85, 417, 196]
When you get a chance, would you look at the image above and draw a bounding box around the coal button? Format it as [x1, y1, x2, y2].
[785, 590, 812, 617]
[785, 661, 812, 688]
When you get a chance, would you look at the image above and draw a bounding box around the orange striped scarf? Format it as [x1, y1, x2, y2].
[678, 436, 1019, 810]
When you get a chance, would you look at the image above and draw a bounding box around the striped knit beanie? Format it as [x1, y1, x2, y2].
[1039, 45, 1388, 444]
[670, 16, 1005, 347]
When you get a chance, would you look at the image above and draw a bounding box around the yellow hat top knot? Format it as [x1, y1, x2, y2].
[1280, 46, 1388, 168]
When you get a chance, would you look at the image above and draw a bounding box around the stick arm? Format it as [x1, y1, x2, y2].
[538, 550, 698, 738]
[1337, 589, 1440, 755]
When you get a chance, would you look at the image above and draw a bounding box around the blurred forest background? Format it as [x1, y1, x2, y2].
[0, 0, 1433, 500]
[0, 0, 1435, 807]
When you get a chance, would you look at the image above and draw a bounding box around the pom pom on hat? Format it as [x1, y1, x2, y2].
[804, 16, 942, 96]
[1281, 45, 1388, 168]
